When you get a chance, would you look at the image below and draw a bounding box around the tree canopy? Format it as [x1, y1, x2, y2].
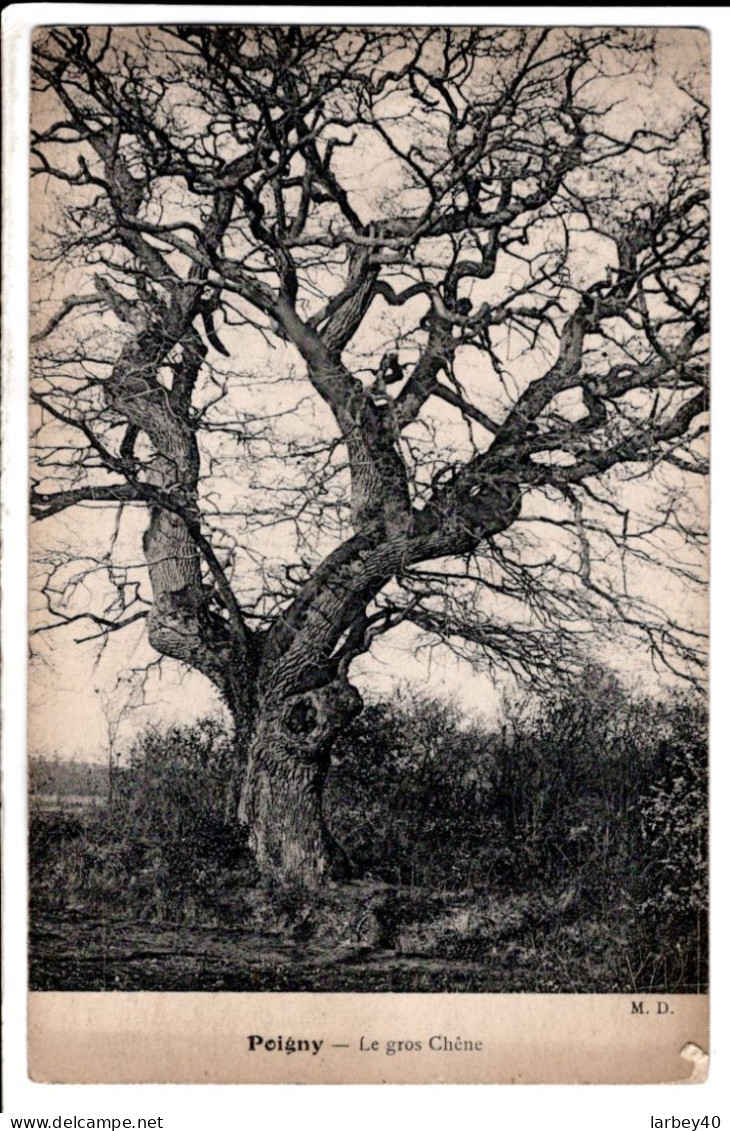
[29, 25, 709, 881]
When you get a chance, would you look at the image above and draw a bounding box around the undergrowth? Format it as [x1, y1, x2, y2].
[29, 668, 708, 992]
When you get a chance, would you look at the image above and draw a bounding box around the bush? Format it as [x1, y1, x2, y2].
[634, 696, 708, 991]
[325, 673, 707, 989]
[115, 717, 255, 919]
[30, 718, 254, 923]
[483, 669, 665, 892]
[117, 717, 245, 863]
[327, 671, 657, 893]
[327, 693, 496, 888]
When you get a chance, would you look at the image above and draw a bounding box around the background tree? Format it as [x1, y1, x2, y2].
[30, 26, 709, 886]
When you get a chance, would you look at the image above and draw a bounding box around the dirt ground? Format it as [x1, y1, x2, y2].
[29, 898, 647, 994]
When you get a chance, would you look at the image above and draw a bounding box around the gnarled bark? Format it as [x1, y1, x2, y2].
[238, 681, 363, 886]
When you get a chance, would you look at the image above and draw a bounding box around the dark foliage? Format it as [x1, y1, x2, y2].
[30, 719, 254, 924]
[29, 673, 708, 992]
[325, 672, 708, 991]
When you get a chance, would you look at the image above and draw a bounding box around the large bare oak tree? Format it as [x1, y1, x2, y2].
[30, 26, 708, 885]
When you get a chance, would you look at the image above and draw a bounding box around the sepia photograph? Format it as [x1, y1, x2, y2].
[21, 19, 709, 1084]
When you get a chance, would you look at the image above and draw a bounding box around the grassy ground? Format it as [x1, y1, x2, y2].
[29, 843, 706, 994]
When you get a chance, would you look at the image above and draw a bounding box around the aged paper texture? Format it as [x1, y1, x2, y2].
[28, 993, 708, 1084]
[26, 22, 709, 1085]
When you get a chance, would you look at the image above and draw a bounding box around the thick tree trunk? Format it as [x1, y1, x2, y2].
[237, 680, 363, 887]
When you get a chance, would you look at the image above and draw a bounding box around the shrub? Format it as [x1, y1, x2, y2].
[111, 717, 253, 918]
[483, 669, 666, 895]
[325, 673, 708, 989]
[327, 693, 496, 888]
[30, 718, 254, 923]
[634, 696, 708, 990]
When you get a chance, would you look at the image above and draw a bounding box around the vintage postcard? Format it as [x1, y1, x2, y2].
[25, 21, 709, 1084]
